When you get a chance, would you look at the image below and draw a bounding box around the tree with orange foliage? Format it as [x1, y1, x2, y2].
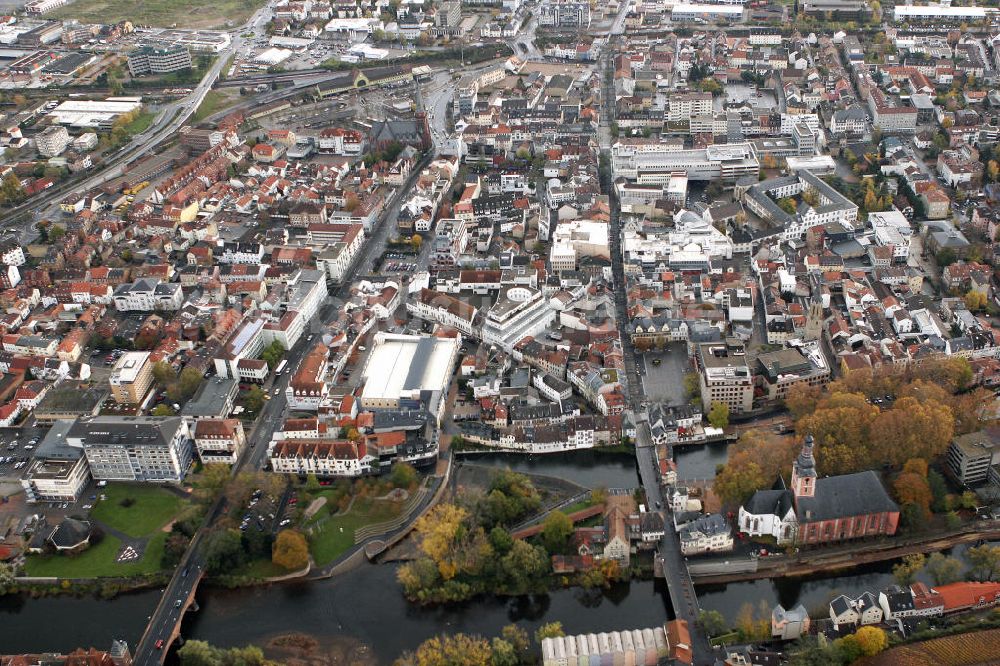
[713, 429, 798, 507]
[797, 392, 880, 475]
[873, 397, 953, 467]
[894, 459, 933, 515]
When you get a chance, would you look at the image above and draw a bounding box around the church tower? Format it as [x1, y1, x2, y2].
[791, 435, 817, 499]
[803, 282, 824, 341]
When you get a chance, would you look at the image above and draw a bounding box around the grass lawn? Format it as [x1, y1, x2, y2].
[91, 484, 186, 538]
[25, 533, 167, 578]
[309, 497, 403, 566]
[121, 111, 155, 136]
[191, 90, 237, 124]
[560, 498, 597, 515]
[49, 0, 267, 29]
[236, 558, 294, 579]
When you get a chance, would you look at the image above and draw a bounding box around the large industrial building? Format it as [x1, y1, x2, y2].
[359, 333, 460, 425]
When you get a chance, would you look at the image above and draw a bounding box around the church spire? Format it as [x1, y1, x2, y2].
[791, 435, 817, 499]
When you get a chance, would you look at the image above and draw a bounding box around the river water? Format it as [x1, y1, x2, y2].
[3, 450, 990, 664]
[461, 445, 729, 489]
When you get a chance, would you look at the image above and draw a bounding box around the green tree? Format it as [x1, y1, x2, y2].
[707, 401, 730, 429]
[683, 372, 701, 400]
[539, 510, 574, 554]
[928, 469, 949, 513]
[831, 634, 863, 664]
[151, 404, 176, 416]
[260, 340, 285, 370]
[0, 173, 24, 206]
[0, 561, 15, 595]
[697, 609, 729, 637]
[925, 552, 964, 585]
[242, 386, 266, 413]
[892, 553, 926, 586]
[498, 540, 548, 591]
[968, 544, 1000, 581]
[177, 640, 219, 666]
[396, 634, 493, 666]
[489, 526, 513, 555]
[48, 225, 66, 243]
[390, 462, 419, 489]
[203, 528, 246, 575]
[777, 197, 797, 215]
[489, 638, 518, 666]
[167, 366, 204, 403]
[152, 361, 177, 387]
[499, 624, 530, 661]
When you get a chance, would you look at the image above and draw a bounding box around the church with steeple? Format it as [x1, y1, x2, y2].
[738, 435, 900, 546]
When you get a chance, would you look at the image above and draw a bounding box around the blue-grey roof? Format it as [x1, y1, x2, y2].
[797, 470, 898, 523]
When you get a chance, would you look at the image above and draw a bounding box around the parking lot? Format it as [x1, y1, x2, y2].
[637, 343, 692, 407]
[239, 486, 297, 535]
[0, 426, 49, 482]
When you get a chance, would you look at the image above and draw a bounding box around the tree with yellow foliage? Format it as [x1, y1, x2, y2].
[853, 626, 888, 656]
[271, 529, 309, 571]
[395, 634, 493, 666]
[412, 503, 469, 580]
[965, 290, 988, 312]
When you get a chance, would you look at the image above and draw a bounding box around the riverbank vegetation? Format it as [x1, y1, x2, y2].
[713, 358, 994, 527]
[398, 471, 624, 604]
[396, 622, 566, 666]
[178, 640, 277, 666]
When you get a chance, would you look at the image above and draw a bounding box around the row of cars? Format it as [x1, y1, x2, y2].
[0, 434, 39, 474]
[238, 488, 299, 533]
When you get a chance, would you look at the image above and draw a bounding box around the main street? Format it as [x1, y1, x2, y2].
[598, 5, 710, 660]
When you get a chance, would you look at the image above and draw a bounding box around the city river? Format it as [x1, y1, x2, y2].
[1, 451, 990, 664]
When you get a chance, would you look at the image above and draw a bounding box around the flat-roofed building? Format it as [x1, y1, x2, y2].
[671, 3, 744, 21]
[109, 351, 154, 405]
[481, 285, 557, 352]
[359, 332, 460, 425]
[181, 376, 239, 418]
[70, 415, 193, 483]
[948, 429, 1000, 486]
[612, 141, 759, 183]
[112, 278, 183, 312]
[214, 317, 266, 380]
[697, 339, 753, 414]
[34, 380, 107, 425]
[35, 125, 70, 158]
[893, 4, 987, 23]
[127, 44, 192, 77]
[20, 420, 91, 503]
[754, 344, 830, 405]
[407, 288, 479, 336]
